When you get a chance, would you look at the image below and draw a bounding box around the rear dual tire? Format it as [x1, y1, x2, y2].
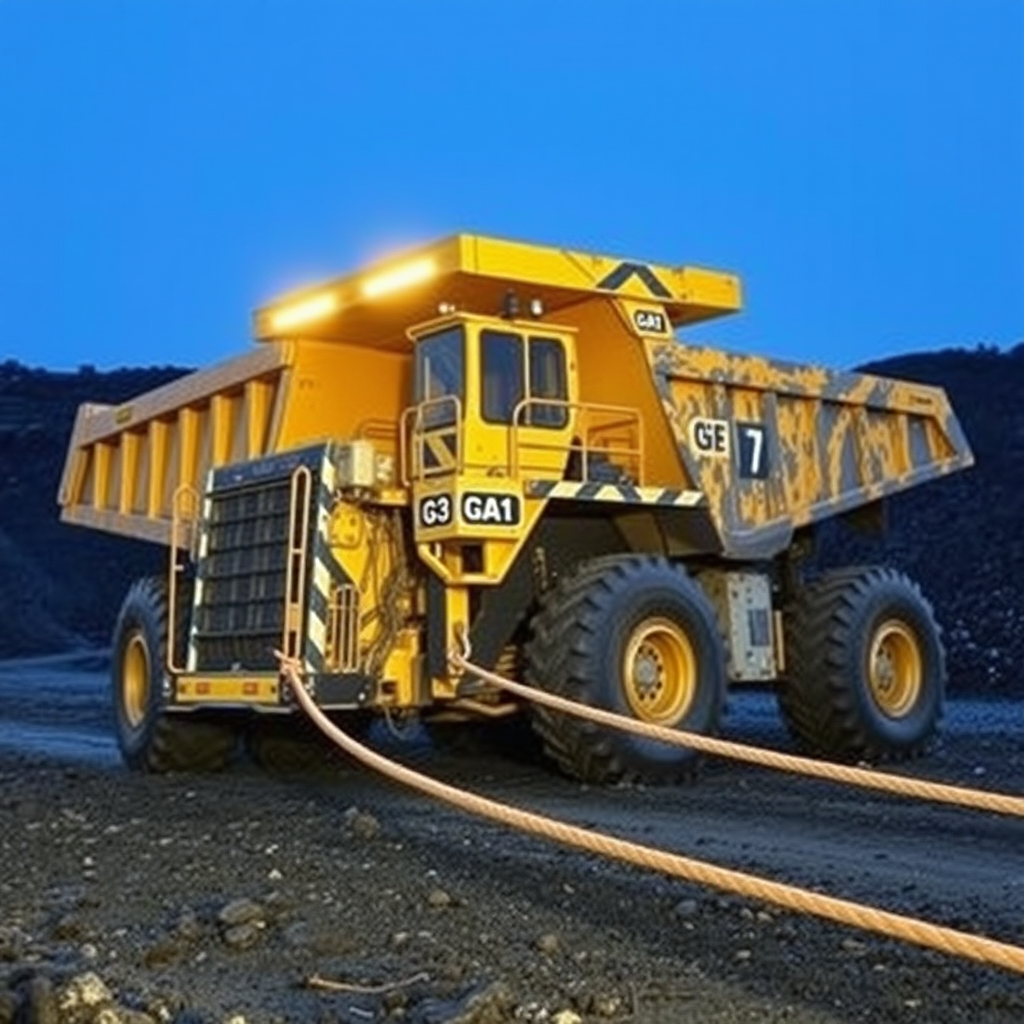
[779, 567, 945, 762]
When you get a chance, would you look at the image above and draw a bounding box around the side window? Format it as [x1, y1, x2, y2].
[527, 337, 568, 428]
[481, 330, 524, 424]
[414, 325, 465, 428]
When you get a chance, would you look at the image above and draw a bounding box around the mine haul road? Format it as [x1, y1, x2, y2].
[0, 651, 1022, 1024]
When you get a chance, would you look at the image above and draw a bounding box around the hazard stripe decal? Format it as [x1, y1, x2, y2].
[525, 480, 704, 507]
[595, 261, 673, 299]
[305, 450, 338, 676]
[187, 478, 215, 672]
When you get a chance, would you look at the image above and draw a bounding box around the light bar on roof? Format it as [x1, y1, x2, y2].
[269, 291, 339, 332]
[361, 257, 437, 299]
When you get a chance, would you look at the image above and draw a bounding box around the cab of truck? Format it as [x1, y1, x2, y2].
[404, 308, 645, 485]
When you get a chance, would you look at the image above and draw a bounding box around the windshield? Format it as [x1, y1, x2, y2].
[414, 325, 464, 427]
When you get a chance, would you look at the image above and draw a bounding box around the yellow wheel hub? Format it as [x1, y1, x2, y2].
[622, 617, 697, 725]
[123, 630, 151, 729]
[868, 619, 922, 717]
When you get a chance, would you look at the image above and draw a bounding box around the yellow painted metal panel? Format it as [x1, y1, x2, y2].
[93, 443, 112, 511]
[253, 234, 742, 345]
[59, 347, 293, 542]
[147, 420, 169, 518]
[274, 340, 408, 452]
[568, 299, 693, 489]
[63, 505, 173, 546]
[118, 433, 139, 515]
[177, 407, 199, 494]
[245, 378, 273, 458]
[73, 347, 288, 447]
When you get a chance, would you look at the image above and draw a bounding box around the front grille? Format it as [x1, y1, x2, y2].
[192, 477, 312, 671]
[325, 584, 361, 672]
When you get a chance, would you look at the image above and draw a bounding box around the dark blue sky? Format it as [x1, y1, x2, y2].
[1, 0, 1021, 371]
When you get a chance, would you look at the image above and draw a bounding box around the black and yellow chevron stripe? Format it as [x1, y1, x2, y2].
[525, 480, 704, 507]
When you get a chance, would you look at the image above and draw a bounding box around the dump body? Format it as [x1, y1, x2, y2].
[59, 336, 410, 546]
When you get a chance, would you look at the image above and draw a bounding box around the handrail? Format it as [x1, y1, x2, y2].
[400, 395, 644, 485]
[282, 465, 313, 664]
[510, 398, 644, 484]
[400, 395, 463, 484]
[167, 483, 201, 674]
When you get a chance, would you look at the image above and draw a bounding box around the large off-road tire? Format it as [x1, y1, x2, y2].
[112, 577, 238, 772]
[525, 556, 726, 784]
[779, 567, 945, 762]
[246, 711, 371, 776]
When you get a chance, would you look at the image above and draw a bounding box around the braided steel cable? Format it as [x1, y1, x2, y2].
[278, 655, 1024, 976]
[452, 651, 1024, 818]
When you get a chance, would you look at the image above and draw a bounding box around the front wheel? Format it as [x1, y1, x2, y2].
[526, 556, 726, 784]
[779, 567, 945, 762]
[112, 577, 238, 772]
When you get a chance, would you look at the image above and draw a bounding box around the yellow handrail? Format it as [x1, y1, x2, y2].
[167, 483, 200, 674]
[400, 395, 463, 484]
[510, 398, 644, 483]
[282, 465, 313, 663]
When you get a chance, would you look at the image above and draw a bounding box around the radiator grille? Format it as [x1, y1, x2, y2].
[193, 479, 310, 670]
[326, 584, 361, 672]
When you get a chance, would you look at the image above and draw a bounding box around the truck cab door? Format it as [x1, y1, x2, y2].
[473, 326, 576, 480]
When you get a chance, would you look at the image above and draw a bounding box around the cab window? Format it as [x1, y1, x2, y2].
[414, 325, 464, 427]
[481, 330, 525, 423]
[480, 329, 569, 428]
[527, 336, 568, 428]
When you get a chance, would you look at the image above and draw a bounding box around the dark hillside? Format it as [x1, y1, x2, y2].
[0, 361, 189, 656]
[0, 346, 1020, 693]
[818, 343, 1024, 694]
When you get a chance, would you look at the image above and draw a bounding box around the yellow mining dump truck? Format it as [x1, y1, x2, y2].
[59, 235, 973, 780]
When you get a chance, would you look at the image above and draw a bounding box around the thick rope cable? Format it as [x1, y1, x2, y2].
[278, 655, 1024, 976]
[453, 651, 1024, 818]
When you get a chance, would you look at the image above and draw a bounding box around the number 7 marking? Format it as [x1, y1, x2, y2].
[736, 422, 769, 479]
[744, 426, 763, 475]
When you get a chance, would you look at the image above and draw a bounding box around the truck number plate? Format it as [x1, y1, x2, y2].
[417, 492, 522, 528]
[689, 418, 770, 479]
[418, 494, 453, 527]
[461, 492, 521, 526]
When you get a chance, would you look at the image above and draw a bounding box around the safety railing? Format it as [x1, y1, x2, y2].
[166, 483, 201, 674]
[400, 395, 463, 484]
[281, 465, 313, 664]
[510, 398, 644, 484]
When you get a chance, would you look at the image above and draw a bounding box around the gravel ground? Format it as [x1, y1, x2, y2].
[0, 652, 1022, 1024]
